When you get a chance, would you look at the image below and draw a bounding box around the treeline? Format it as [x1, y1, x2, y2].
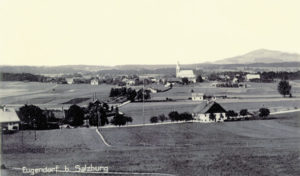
[109, 87, 151, 102]
[0, 72, 47, 82]
[260, 71, 300, 80]
[18, 101, 133, 130]
[150, 111, 193, 123]
[0, 72, 67, 84]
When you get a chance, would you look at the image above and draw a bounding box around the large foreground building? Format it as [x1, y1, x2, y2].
[192, 101, 227, 122]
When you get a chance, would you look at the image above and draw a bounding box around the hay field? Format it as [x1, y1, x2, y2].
[2, 112, 300, 176]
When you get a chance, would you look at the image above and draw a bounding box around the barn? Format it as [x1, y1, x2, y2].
[192, 101, 227, 122]
[0, 106, 20, 132]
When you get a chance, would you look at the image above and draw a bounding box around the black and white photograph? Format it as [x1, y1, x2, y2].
[0, 0, 300, 175]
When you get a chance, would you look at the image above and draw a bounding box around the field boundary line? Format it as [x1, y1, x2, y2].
[270, 109, 300, 115]
[95, 128, 111, 147]
[99, 121, 191, 129]
[6, 167, 176, 176]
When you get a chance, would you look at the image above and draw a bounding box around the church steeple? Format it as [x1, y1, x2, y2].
[176, 61, 180, 77]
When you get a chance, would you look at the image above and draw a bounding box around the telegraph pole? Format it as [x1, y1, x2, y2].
[143, 78, 145, 125]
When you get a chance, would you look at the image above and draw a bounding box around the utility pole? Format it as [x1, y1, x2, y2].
[143, 78, 145, 125]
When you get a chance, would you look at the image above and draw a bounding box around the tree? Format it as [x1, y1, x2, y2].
[86, 101, 109, 127]
[226, 110, 238, 120]
[19, 104, 47, 129]
[179, 112, 193, 121]
[259, 108, 270, 118]
[150, 116, 158, 123]
[240, 109, 248, 117]
[181, 77, 189, 85]
[110, 113, 132, 126]
[209, 113, 216, 122]
[168, 111, 179, 121]
[278, 80, 292, 97]
[196, 75, 203, 82]
[137, 89, 151, 101]
[159, 114, 167, 122]
[126, 88, 137, 102]
[66, 104, 84, 126]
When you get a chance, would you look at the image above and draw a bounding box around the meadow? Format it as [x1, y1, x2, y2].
[2, 112, 300, 176]
[1, 81, 300, 125]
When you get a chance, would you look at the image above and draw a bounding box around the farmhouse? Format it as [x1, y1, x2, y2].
[0, 106, 20, 132]
[176, 62, 196, 83]
[192, 101, 227, 122]
[245, 74, 260, 81]
[191, 93, 204, 101]
[66, 78, 74, 84]
[90, 78, 99, 85]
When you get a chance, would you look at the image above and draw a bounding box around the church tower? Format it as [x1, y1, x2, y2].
[176, 61, 180, 77]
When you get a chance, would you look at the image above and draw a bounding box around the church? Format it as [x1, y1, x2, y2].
[176, 62, 196, 83]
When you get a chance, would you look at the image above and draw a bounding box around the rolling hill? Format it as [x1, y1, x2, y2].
[216, 49, 300, 64]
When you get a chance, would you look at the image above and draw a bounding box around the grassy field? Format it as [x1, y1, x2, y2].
[2, 81, 300, 106]
[0, 82, 114, 106]
[1, 81, 300, 125]
[1, 112, 300, 175]
[120, 99, 300, 124]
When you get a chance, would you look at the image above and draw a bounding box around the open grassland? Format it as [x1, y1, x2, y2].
[2, 81, 300, 106]
[1, 112, 300, 176]
[0, 82, 114, 106]
[120, 99, 300, 124]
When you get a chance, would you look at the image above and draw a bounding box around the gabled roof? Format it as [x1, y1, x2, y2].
[193, 101, 227, 114]
[0, 108, 20, 123]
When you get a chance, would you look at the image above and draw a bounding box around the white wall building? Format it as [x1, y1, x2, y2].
[192, 101, 227, 123]
[90, 78, 99, 85]
[191, 93, 204, 101]
[245, 74, 260, 81]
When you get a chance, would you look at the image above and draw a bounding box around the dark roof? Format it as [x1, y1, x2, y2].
[193, 101, 227, 114]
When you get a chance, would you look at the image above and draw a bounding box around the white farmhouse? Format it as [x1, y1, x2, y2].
[66, 78, 74, 84]
[90, 78, 99, 85]
[0, 107, 20, 132]
[176, 62, 196, 83]
[191, 93, 204, 101]
[245, 74, 260, 81]
[192, 101, 227, 122]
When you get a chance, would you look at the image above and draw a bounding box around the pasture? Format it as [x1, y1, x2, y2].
[1, 81, 300, 125]
[1, 112, 300, 175]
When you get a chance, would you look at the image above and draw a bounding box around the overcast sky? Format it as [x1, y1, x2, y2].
[0, 0, 300, 66]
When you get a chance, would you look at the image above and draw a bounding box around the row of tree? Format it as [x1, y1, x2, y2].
[150, 112, 193, 123]
[150, 108, 271, 123]
[18, 101, 133, 130]
[109, 87, 151, 102]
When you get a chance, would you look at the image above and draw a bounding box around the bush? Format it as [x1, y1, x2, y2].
[240, 109, 248, 117]
[110, 113, 132, 126]
[259, 108, 270, 118]
[150, 116, 158, 123]
[168, 111, 179, 121]
[159, 114, 167, 122]
[179, 112, 193, 121]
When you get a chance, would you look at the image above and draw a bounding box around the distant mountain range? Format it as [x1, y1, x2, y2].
[0, 49, 299, 74]
[215, 49, 300, 64]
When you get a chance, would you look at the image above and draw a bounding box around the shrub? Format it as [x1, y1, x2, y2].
[159, 114, 167, 122]
[259, 108, 270, 118]
[150, 116, 158, 123]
